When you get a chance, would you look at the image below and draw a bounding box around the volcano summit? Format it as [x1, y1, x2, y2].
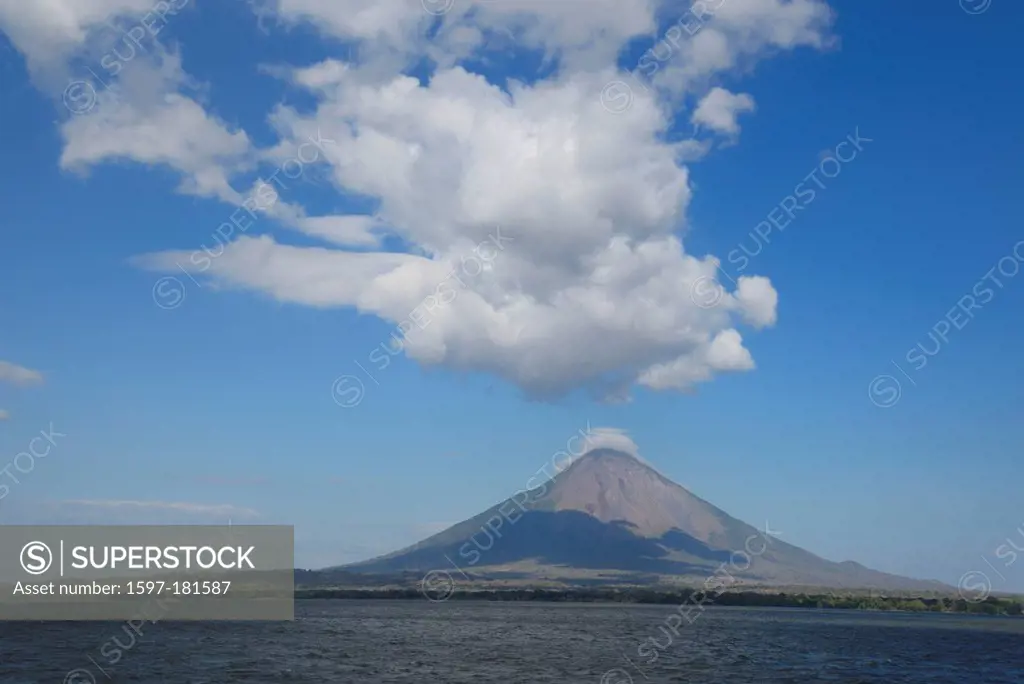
[347, 448, 943, 591]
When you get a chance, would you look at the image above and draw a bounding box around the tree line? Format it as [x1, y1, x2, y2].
[294, 586, 1024, 615]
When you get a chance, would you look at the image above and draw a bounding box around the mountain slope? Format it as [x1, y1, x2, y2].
[344, 448, 946, 591]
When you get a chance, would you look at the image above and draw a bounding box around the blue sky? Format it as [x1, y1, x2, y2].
[1, 0, 1023, 592]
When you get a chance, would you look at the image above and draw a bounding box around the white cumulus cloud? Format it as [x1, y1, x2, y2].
[1, 0, 842, 401]
[692, 87, 756, 136]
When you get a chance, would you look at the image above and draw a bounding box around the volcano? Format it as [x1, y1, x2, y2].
[345, 448, 943, 591]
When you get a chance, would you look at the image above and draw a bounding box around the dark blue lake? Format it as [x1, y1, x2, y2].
[2, 600, 1022, 682]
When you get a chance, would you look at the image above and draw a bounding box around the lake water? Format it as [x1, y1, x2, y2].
[2, 600, 1022, 683]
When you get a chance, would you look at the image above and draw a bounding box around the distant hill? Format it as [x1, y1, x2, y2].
[339, 448, 948, 591]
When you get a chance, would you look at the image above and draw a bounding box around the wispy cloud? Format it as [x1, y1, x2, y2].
[415, 522, 455, 535]
[191, 475, 270, 486]
[60, 499, 259, 518]
[0, 409, 9, 421]
[0, 361, 44, 387]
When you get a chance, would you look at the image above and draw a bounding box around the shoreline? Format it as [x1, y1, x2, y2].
[294, 587, 1024, 616]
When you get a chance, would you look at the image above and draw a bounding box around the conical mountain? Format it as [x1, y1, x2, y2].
[346, 448, 944, 591]
[530, 448, 753, 545]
